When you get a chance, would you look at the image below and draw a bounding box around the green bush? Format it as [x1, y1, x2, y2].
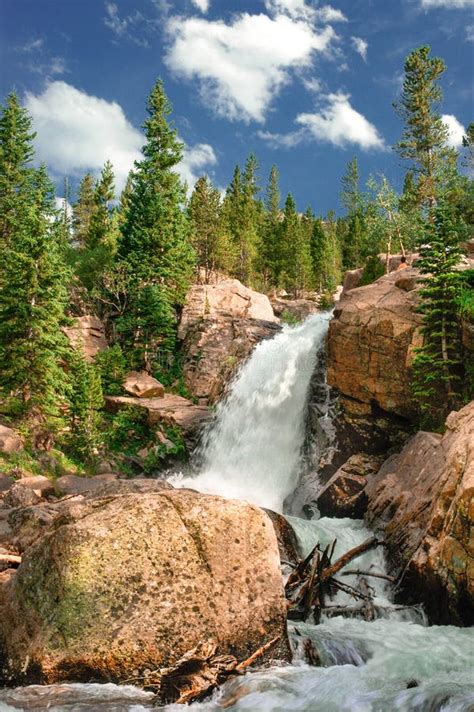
[280, 309, 300, 325]
[359, 254, 385, 286]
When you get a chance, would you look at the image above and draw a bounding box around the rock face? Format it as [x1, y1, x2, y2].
[122, 371, 165, 399]
[63, 316, 107, 363]
[366, 402, 474, 625]
[178, 278, 280, 404]
[105, 394, 210, 447]
[0, 486, 288, 684]
[271, 297, 319, 321]
[328, 269, 422, 421]
[316, 454, 383, 519]
[0, 426, 23, 454]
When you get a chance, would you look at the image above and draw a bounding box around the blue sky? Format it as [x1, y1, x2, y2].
[1, 0, 473, 214]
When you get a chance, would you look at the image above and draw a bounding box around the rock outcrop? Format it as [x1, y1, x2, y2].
[0, 485, 288, 684]
[178, 278, 280, 404]
[63, 316, 107, 363]
[327, 268, 422, 455]
[271, 297, 319, 321]
[105, 393, 210, 448]
[366, 402, 474, 625]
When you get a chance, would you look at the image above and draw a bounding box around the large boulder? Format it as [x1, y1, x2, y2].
[0, 487, 288, 684]
[316, 454, 384, 519]
[271, 297, 319, 321]
[178, 278, 280, 404]
[122, 371, 165, 399]
[0, 425, 23, 454]
[366, 402, 474, 625]
[63, 316, 107, 363]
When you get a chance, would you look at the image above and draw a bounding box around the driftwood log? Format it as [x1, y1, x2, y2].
[285, 536, 384, 623]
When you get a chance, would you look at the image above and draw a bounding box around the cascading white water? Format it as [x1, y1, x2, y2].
[170, 312, 331, 512]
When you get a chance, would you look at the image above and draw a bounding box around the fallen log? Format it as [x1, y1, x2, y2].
[320, 537, 380, 581]
[341, 569, 396, 583]
[156, 636, 281, 705]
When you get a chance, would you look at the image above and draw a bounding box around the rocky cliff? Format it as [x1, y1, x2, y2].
[366, 402, 473, 625]
[178, 278, 280, 404]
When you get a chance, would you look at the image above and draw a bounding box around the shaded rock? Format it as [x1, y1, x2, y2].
[0, 489, 288, 684]
[0, 476, 14, 494]
[55, 473, 119, 497]
[63, 316, 107, 363]
[0, 426, 23, 454]
[264, 510, 300, 566]
[366, 402, 474, 625]
[316, 454, 384, 519]
[4, 484, 42, 509]
[122, 371, 165, 399]
[178, 278, 280, 404]
[342, 268, 364, 294]
[7, 504, 58, 551]
[105, 394, 210, 448]
[328, 268, 422, 421]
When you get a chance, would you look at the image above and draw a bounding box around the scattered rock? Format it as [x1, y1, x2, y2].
[0, 476, 14, 494]
[366, 402, 474, 625]
[12, 476, 55, 499]
[316, 454, 384, 519]
[63, 315, 107, 363]
[0, 426, 23, 454]
[178, 278, 280, 403]
[55, 473, 119, 497]
[122, 371, 165, 399]
[0, 489, 288, 684]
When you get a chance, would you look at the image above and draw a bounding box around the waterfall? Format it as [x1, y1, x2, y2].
[170, 312, 331, 512]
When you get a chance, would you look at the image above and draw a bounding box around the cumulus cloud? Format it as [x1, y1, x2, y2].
[165, 13, 335, 122]
[260, 93, 385, 151]
[177, 143, 217, 190]
[190, 0, 210, 12]
[442, 114, 466, 148]
[421, 0, 473, 7]
[24, 81, 143, 191]
[351, 36, 368, 61]
[297, 93, 384, 149]
[265, 0, 316, 19]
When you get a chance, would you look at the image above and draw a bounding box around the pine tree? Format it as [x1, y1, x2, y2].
[89, 160, 115, 250]
[277, 194, 312, 296]
[0, 97, 71, 432]
[116, 80, 195, 372]
[412, 202, 465, 427]
[237, 153, 261, 285]
[189, 175, 227, 280]
[73, 173, 96, 248]
[68, 350, 104, 459]
[310, 218, 327, 291]
[395, 46, 453, 208]
[340, 158, 361, 215]
[259, 164, 281, 287]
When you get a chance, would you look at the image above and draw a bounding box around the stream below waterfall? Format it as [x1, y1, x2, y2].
[1, 314, 472, 712]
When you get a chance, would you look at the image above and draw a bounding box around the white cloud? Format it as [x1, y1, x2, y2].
[351, 36, 368, 61]
[442, 114, 466, 148]
[165, 13, 335, 122]
[297, 93, 385, 149]
[317, 5, 347, 22]
[16, 37, 44, 53]
[177, 143, 217, 190]
[466, 24, 474, 40]
[24, 81, 143, 192]
[421, 0, 474, 7]
[265, 0, 316, 19]
[190, 0, 210, 12]
[103, 2, 152, 47]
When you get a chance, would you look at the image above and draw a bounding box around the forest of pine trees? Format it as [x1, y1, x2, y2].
[0, 46, 472, 469]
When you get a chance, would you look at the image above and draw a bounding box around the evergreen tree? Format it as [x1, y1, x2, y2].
[310, 218, 327, 290]
[237, 153, 261, 285]
[73, 173, 96, 248]
[88, 160, 115, 250]
[259, 164, 281, 287]
[0, 97, 71, 432]
[68, 350, 104, 459]
[412, 202, 465, 427]
[189, 175, 227, 280]
[116, 80, 195, 372]
[340, 157, 361, 215]
[278, 194, 312, 296]
[395, 46, 453, 208]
